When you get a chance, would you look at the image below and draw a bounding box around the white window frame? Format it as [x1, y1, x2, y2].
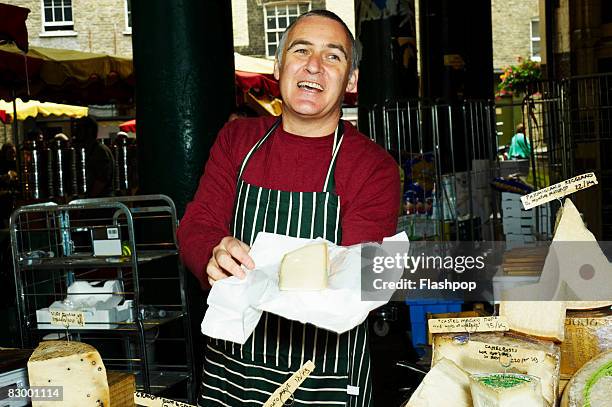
[264, 2, 311, 59]
[40, 0, 74, 33]
[124, 0, 132, 34]
[530, 18, 541, 62]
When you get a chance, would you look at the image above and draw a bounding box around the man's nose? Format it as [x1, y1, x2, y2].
[305, 53, 322, 74]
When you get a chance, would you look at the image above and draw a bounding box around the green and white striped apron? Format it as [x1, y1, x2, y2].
[199, 119, 372, 406]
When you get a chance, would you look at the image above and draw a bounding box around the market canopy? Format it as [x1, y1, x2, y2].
[0, 98, 88, 123]
[0, 43, 134, 104]
[119, 119, 136, 132]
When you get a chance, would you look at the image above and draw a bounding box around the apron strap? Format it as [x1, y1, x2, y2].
[323, 121, 344, 193]
[237, 118, 343, 193]
[236, 118, 281, 183]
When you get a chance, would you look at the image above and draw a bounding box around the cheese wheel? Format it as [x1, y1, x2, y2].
[279, 242, 328, 291]
[404, 358, 472, 407]
[27, 340, 110, 407]
[561, 350, 612, 407]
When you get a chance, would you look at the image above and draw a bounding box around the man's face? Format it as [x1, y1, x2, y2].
[274, 16, 358, 121]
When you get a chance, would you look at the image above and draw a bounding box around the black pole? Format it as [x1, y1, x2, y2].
[131, 0, 235, 217]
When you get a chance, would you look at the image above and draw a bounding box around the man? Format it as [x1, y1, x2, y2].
[178, 10, 399, 406]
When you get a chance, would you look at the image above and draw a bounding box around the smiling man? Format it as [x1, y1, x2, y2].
[178, 10, 399, 406]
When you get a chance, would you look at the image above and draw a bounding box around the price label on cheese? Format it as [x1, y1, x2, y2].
[134, 392, 195, 407]
[472, 341, 546, 366]
[521, 172, 598, 210]
[428, 316, 509, 334]
[264, 360, 315, 407]
[50, 311, 85, 327]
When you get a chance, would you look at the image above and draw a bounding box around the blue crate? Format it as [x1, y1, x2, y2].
[405, 299, 463, 350]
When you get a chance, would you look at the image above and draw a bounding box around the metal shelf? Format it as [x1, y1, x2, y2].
[18, 249, 178, 269]
[10, 195, 196, 403]
[32, 311, 186, 333]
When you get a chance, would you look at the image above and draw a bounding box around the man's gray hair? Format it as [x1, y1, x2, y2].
[274, 9, 361, 73]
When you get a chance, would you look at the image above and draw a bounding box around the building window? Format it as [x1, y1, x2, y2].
[264, 2, 311, 58]
[42, 0, 74, 32]
[125, 0, 132, 32]
[530, 18, 541, 62]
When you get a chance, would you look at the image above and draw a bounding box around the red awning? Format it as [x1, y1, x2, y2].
[0, 4, 30, 53]
[119, 119, 136, 132]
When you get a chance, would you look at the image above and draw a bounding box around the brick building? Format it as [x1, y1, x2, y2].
[491, 0, 541, 73]
[231, 0, 356, 59]
[7, 0, 133, 56]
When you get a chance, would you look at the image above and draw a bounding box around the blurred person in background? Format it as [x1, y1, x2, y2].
[74, 117, 115, 197]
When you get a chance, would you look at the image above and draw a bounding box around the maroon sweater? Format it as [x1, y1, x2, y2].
[178, 116, 400, 289]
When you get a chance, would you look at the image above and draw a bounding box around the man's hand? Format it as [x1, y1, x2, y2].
[207, 236, 255, 286]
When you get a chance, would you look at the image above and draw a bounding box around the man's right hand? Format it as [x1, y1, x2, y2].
[206, 236, 255, 287]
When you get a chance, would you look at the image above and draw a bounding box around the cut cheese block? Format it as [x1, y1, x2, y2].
[279, 242, 328, 291]
[27, 340, 109, 407]
[404, 358, 472, 407]
[499, 301, 566, 342]
[561, 350, 612, 407]
[432, 332, 560, 406]
[469, 373, 545, 407]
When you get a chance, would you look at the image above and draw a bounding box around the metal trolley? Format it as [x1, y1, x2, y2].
[9, 194, 196, 402]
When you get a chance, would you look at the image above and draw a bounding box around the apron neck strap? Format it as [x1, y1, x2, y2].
[323, 121, 344, 193]
[237, 118, 344, 193]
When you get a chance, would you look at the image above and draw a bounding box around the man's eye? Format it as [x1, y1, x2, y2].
[294, 48, 308, 54]
[328, 54, 341, 61]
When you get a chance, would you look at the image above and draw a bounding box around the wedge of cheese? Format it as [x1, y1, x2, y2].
[404, 358, 472, 407]
[502, 199, 612, 313]
[432, 332, 560, 406]
[279, 242, 328, 291]
[499, 301, 566, 342]
[469, 373, 544, 407]
[27, 340, 109, 407]
[561, 350, 612, 407]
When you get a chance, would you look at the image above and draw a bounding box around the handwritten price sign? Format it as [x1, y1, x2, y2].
[264, 360, 315, 407]
[428, 316, 509, 334]
[521, 172, 598, 210]
[50, 311, 85, 327]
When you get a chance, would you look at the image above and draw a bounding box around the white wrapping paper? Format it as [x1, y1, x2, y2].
[202, 232, 408, 344]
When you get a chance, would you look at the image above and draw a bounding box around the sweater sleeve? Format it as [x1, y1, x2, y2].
[340, 153, 400, 246]
[177, 124, 239, 290]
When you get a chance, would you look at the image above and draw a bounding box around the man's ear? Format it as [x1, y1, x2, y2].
[274, 59, 280, 81]
[345, 68, 359, 93]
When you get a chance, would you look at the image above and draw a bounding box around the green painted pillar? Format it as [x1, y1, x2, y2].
[131, 0, 235, 216]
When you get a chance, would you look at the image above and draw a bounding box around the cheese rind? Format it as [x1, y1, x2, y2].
[279, 242, 328, 291]
[404, 358, 472, 407]
[469, 373, 545, 407]
[27, 340, 110, 407]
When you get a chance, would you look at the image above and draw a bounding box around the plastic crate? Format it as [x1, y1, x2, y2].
[405, 299, 463, 350]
